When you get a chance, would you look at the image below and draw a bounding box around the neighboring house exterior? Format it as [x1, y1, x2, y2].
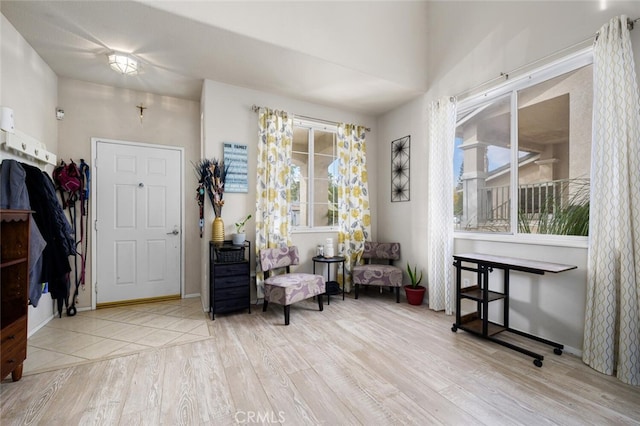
[455, 64, 592, 234]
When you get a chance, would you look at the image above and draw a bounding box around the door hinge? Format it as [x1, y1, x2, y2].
[94, 220, 98, 231]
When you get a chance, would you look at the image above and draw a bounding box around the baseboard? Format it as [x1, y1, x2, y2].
[183, 293, 201, 299]
[563, 345, 582, 357]
[27, 313, 54, 338]
[96, 294, 180, 309]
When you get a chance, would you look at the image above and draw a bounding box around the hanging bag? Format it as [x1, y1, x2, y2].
[53, 160, 81, 194]
[53, 160, 82, 207]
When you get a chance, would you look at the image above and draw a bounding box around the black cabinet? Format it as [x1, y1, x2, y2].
[209, 241, 250, 320]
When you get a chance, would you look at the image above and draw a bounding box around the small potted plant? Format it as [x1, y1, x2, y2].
[404, 262, 426, 305]
[232, 214, 252, 245]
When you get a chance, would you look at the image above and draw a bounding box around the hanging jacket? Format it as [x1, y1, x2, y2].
[21, 163, 73, 301]
[0, 160, 47, 306]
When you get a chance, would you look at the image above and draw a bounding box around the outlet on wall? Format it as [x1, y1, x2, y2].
[463, 278, 470, 287]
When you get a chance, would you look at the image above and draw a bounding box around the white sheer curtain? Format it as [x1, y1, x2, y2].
[583, 15, 640, 386]
[426, 96, 457, 314]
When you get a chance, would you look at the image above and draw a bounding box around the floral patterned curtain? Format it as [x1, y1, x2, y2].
[337, 124, 371, 292]
[255, 108, 294, 299]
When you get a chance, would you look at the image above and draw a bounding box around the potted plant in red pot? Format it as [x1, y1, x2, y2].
[404, 263, 426, 305]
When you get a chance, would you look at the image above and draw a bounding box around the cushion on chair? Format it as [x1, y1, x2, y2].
[264, 273, 326, 306]
[352, 241, 402, 288]
[361, 242, 400, 261]
[352, 264, 403, 288]
[260, 245, 326, 305]
[260, 246, 300, 271]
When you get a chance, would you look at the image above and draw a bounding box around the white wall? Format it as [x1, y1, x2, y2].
[201, 79, 377, 309]
[57, 78, 202, 307]
[376, 95, 429, 268]
[1, 14, 59, 335]
[146, 1, 429, 92]
[377, 1, 640, 353]
[427, 1, 640, 100]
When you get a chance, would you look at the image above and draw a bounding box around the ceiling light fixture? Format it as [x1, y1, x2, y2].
[108, 52, 138, 75]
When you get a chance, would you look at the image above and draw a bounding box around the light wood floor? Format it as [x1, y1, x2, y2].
[1, 292, 639, 425]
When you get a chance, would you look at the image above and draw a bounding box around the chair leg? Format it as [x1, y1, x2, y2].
[318, 295, 323, 312]
[355, 284, 359, 299]
[263, 300, 269, 312]
[284, 305, 290, 325]
[396, 287, 400, 303]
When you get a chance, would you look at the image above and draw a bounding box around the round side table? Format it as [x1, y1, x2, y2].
[312, 255, 346, 304]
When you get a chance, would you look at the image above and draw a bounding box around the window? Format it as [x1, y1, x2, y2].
[454, 51, 593, 236]
[291, 119, 339, 229]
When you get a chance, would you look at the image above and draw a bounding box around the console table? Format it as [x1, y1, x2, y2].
[451, 253, 576, 367]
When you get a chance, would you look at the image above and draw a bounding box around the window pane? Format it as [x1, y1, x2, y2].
[454, 94, 512, 232]
[313, 130, 337, 226]
[292, 127, 309, 227]
[517, 65, 592, 235]
[291, 125, 338, 228]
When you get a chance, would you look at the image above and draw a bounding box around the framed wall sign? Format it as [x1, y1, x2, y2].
[224, 143, 248, 193]
[391, 135, 410, 202]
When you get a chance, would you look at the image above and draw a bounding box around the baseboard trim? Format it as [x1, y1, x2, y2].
[96, 294, 181, 309]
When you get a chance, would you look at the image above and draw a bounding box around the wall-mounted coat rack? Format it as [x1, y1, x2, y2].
[0, 130, 56, 166]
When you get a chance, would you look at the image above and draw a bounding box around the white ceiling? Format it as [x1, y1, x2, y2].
[1, 1, 430, 116]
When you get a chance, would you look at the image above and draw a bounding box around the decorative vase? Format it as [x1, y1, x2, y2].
[404, 285, 426, 305]
[212, 216, 225, 243]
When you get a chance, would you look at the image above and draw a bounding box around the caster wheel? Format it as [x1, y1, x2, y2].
[451, 325, 458, 332]
[554, 348, 563, 356]
[533, 359, 543, 368]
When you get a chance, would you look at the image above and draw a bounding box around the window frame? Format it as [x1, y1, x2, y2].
[453, 47, 593, 245]
[291, 118, 339, 233]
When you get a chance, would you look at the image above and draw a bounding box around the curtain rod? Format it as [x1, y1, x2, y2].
[455, 16, 639, 101]
[251, 104, 371, 132]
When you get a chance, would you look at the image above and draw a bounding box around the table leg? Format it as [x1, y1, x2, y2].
[482, 265, 489, 336]
[342, 260, 345, 300]
[326, 264, 331, 305]
[504, 268, 510, 329]
[453, 259, 461, 332]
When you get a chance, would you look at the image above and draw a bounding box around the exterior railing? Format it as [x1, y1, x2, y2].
[455, 178, 589, 233]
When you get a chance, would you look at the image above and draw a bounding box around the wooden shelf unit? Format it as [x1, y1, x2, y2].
[1, 209, 31, 382]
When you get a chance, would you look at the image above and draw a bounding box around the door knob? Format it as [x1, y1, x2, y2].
[166, 229, 179, 235]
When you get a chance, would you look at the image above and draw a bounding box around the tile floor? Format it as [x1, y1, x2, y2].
[24, 297, 211, 376]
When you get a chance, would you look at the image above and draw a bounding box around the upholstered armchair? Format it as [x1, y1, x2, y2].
[352, 242, 402, 303]
[259, 246, 326, 325]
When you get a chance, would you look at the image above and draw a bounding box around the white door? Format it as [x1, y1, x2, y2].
[95, 140, 182, 304]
